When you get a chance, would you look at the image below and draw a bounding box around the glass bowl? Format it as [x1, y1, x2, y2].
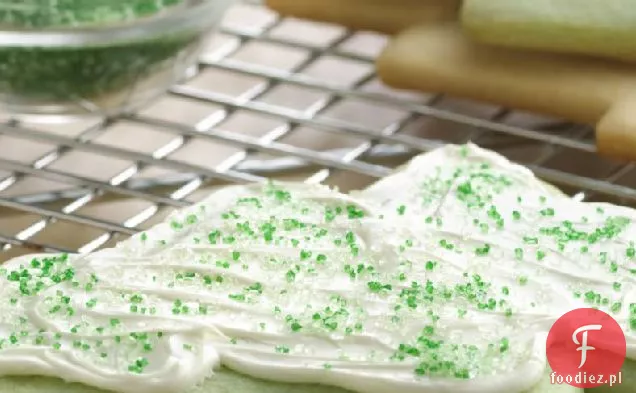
[0, 0, 234, 121]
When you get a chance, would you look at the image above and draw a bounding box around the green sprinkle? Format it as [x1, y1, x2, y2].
[247, 282, 263, 294]
[216, 260, 230, 269]
[229, 294, 246, 302]
[346, 205, 365, 219]
[128, 358, 150, 374]
[275, 345, 290, 354]
[397, 205, 406, 215]
[475, 244, 490, 256]
[499, 337, 510, 353]
[186, 214, 197, 225]
[540, 208, 555, 217]
[130, 294, 143, 303]
[367, 281, 392, 293]
[439, 239, 454, 250]
[208, 230, 221, 244]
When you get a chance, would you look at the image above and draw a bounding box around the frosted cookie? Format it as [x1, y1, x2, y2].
[3, 143, 636, 393]
[265, 0, 460, 34]
[376, 24, 636, 162]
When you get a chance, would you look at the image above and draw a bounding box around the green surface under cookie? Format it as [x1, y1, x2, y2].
[592, 359, 636, 393]
[0, 365, 595, 393]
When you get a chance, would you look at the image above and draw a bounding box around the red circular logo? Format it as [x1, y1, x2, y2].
[546, 308, 626, 388]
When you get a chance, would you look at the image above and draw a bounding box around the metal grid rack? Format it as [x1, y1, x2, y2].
[1, 0, 636, 261]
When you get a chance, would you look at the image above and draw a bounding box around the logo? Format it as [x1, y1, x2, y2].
[572, 324, 602, 368]
[546, 308, 626, 388]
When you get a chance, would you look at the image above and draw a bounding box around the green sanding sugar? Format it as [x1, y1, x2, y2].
[0, 0, 183, 28]
[0, 0, 204, 107]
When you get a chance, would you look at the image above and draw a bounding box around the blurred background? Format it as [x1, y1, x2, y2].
[0, 0, 632, 262]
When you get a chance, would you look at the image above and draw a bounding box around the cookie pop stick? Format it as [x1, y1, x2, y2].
[265, 0, 460, 34]
[376, 24, 636, 161]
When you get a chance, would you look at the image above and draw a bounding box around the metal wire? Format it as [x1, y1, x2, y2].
[0, 0, 634, 259]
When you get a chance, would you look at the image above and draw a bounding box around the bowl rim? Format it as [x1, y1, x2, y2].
[0, 0, 234, 47]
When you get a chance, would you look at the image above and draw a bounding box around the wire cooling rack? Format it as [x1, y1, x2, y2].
[1, 0, 636, 261]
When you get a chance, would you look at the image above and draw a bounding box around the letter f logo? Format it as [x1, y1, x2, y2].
[572, 324, 602, 368]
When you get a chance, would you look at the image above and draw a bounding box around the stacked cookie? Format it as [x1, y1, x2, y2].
[266, 0, 636, 162]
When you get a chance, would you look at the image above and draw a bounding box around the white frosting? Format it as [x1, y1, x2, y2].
[0, 143, 633, 393]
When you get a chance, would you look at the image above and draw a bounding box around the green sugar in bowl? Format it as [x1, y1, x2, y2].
[0, 0, 234, 119]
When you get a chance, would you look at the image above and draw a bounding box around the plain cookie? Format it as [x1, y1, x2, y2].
[376, 23, 636, 162]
